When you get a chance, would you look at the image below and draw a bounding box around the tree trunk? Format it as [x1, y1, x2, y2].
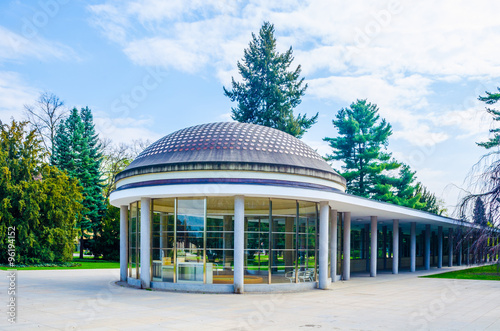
[79, 230, 84, 259]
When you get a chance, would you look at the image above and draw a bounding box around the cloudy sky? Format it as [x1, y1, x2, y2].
[1, 0, 500, 214]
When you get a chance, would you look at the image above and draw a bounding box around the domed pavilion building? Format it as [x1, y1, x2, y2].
[110, 122, 471, 293]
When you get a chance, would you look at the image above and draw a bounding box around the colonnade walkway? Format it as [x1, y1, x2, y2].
[3, 265, 500, 330]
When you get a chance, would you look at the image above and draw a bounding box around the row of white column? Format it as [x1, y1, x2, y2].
[118, 198, 458, 292]
[336, 215, 456, 281]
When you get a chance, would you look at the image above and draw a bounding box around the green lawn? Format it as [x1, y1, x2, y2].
[422, 264, 500, 281]
[0, 258, 119, 270]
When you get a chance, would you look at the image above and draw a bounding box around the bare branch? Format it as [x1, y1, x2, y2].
[24, 92, 67, 157]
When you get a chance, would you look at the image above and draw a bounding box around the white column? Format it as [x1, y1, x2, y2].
[448, 228, 454, 267]
[329, 209, 338, 282]
[140, 198, 151, 288]
[425, 224, 431, 270]
[319, 202, 329, 289]
[343, 212, 351, 281]
[120, 205, 129, 282]
[234, 196, 245, 294]
[370, 216, 377, 277]
[410, 222, 416, 272]
[438, 226, 443, 268]
[392, 219, 399, 274]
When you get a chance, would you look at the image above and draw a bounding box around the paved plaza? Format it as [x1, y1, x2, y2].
[2, 267, 500, 330]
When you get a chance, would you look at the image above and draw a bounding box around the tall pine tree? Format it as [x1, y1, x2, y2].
[324, 99, 399, 198]
[223, 22, 317, 138]
[477, 88, 500, 149]
[52, 107, 105, 258]
[373, 164, 425, 209]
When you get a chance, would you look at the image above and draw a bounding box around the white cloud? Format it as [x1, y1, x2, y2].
[88, 0, 500, 80]
[301, 138, 330, 158]
[0, 72, 38, 122]
[0, 25, 76, 62]
[307, 73, 449, 146]
[94, 116, 162, 145]
[217, 112, 233, 122]
[393, 125, 450, 147]
[432, 107, 492, 140]
[87, 0, 500, 150]
[123, 37, 210, 73]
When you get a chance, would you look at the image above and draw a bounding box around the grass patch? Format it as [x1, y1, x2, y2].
[422, 264, 500, 281]
[0, 258, 119, 270]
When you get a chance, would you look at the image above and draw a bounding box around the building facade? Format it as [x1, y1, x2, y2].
[110, 122, 473, 293]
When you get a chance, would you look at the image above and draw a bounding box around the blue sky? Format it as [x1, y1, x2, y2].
[1, 0, 500, 214]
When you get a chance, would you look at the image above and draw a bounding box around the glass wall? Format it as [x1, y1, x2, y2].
[206, 197, 234, 283]
[148, 197, 235, 284]
[128, 201, 140, 279]
[176, 198, 205, 283]
[244, 198, 318, 284]
[151, 198, 175, 282]
[129, 196, 317, 286]
[297, 200, 318, 283]
[244, 198, 270, 284]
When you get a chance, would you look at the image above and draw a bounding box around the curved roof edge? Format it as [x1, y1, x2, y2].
[115, 161, 347, 187]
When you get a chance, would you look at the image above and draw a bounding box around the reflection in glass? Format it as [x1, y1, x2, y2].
[207, 197, 234, 283]
[130, 195, 318, 286]
[177, 199, 205, 232]
[128, 201, 141, 279]
[244, 198, 270, 284]
[271, 199, 297, 283]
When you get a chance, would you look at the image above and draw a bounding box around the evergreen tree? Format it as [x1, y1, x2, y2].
[223, 22, 317, 138]
[414, 183, 446, 215]
[373, 164, 425, 209]
[0, 121, 82, 264]
[52, 107, 105, 258]
[91, 202, 120, 261]
[477, 88, 500, 149]
[473, 197, 487, 226]
[324, 99, 399, 198]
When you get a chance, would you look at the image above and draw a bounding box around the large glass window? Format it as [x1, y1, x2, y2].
[207, 197, 234, 284]
[244, 198, 270, 284]
[271, 199, 298, 283]
[128, 201, 140, 279]
[298, 200, 318, 283]
[176, 198, 205, 283]
[129, 196, 318, 286]
[244, 198, 318, 284]
[151, 198, 175, 282]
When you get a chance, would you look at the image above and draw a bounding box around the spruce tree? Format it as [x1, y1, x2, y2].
[223, 22, 317, 138]
[473, 198, 487, 226]
[477, 88, 500, 149]
[324, 99, 399, 198]
[52, 107, 105, 258]
[414, 183, 446, 215]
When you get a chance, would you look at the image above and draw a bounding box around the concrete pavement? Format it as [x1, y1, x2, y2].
[1, 266, 500, 330]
